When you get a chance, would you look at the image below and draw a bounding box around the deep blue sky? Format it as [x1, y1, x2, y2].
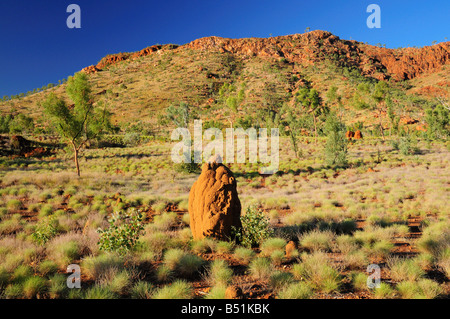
[0, 0, 449, 98]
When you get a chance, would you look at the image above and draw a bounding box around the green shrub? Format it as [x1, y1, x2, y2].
[123, 132, 141, 146]
[97, 209, 145, 255]
[232, 206, 273, 248]
[425, 104, 450, 140]
[31, 217, 58, 245]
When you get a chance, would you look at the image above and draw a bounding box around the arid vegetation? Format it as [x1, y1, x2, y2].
[0, 31, 449, 299]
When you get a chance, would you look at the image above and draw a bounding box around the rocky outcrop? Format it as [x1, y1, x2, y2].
[188, 155, 242, 241]
[360, 43, 450, 80]
[81, 65, 99, 74]
[96, 52, 131, 69]
[80, 30, 449, 82]
[81, 44, 180, 73]
[186, 30, 449, 81]
[0, 135, 53, 157]
[346, 131, 355, 140]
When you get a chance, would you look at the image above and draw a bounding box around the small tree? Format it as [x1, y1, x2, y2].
[371, 81, 389, 139]
[425, 103, 449, 140]
[9, 114, 34, 134]
[42, 72, 111, 176]
[159, 102, 190, 128]
[297, 88, 328, 145]
[386, 96, 400, 136]
[324, 112, 348, 167]
[279, 103, 306, 159]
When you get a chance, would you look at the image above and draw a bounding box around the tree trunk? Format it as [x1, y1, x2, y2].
[313, 114, 318, 145]
[289, 130, 299, 158]
[72, 143, 80, 177]
[379, 105, 385, 140]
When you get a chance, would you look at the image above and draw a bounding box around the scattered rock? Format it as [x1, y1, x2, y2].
[346, 131, 355, 140]
[400, 117, 419, 125]
[354, 130, 363, 139]
[225, 286, 243, 299]
[285, 241, 296, 258]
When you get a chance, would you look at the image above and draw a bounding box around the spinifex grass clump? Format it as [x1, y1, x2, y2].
[277, 282, 314, 299]
[162, 248, 204, 279]
[291, 252, 342, 294]
[206, 259, 233, 287]
[97, 209, 145, 255]
[233, 247, 256, 265]
[152, 280, 194, 299]
[387, 257, 425, 282]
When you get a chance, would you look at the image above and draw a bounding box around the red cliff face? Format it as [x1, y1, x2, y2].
[359, 43, 450, 80]
[82, 30, 449, 83]
[186, 31, 450, 81]
[82, 44, 179, 73]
